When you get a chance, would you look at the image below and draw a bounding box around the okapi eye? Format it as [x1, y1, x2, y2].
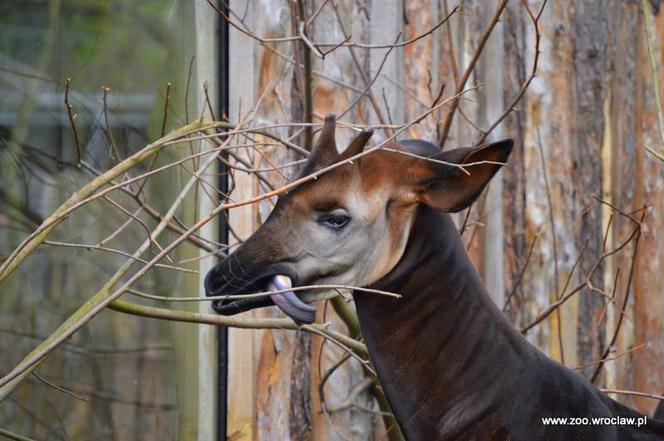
[318, 210, 351, 230]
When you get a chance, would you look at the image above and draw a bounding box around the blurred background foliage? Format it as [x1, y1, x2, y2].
[0, 1, 206, 439]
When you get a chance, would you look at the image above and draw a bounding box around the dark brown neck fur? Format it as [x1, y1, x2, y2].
[354, 206, 663, 441]
[354, 206, 528, 440]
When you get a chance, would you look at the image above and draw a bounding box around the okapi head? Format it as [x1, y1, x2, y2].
[204, 115, 512, 323]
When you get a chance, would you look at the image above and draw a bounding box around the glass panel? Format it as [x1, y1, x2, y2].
[0, 1, 202, 439]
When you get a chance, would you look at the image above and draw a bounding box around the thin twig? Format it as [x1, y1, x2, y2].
[0, 124, 232, 396]
[206, 0, 456, 51]
[521, 210, 642, 334]
[438, 0, 509, 146]
[102, 86, 120, 160]
[591, 208, 646, 383]
[44, 241, 197, 274]
[127, 283, 400, 302]
[573, 343, 646, 371]
[0, 121, 219, 284]
[32, 372, 89, 402]
[161, 82, 171, 137]
[306, 0, 330, 27]
[0, 426, 37, 441]
[537, 128, 562, 363]
[108, 299, 367, 356]
[329, 1, 388, 125]
[339, 34, 401, 122]
[316, 6, 457, 50]
[64, 78, 82, 167]
[599, 389, 664, 402]
[476, 0, 547, 145]
[503, 232, 539, 312]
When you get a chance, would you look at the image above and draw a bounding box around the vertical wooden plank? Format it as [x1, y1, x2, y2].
[312, 2, 376, 437]
[452, 1, 484, 261]
[195, 1, 219, 439]
[514, 0, 581, 366]
[600, 81, 616, 390]
[369, 0, 404, 128]
[446, 0, 466, 150]
[547, 0, 580, 367]
[477, 0, 506, 306]
[288, 4, 314, 438]
[172, 4, 204, 439]
[250, 2, 300, 438]
[309, 2, 402, 439]
[289, 332, 313, 441]
[607, 1, 640, 402]
[255, 326, 297, 441]
[501, 1, 528, 325]
[403, 0, 438, 139]
[570, 0, 609, 378]
[632, 1, 664, 414]
[228, 0, 257, 438]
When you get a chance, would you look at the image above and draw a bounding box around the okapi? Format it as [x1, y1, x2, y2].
[205, 115, 664, 440]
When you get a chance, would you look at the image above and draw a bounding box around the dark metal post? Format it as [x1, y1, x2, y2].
[216, 1, 229, 438]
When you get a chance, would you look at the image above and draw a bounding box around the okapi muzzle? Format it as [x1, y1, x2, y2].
[203, 216, 317, 323]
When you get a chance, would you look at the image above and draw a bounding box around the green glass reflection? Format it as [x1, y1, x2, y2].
[0, 1, 203, 440]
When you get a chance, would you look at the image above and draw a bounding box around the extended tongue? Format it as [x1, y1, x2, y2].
[268, 275, 316, 324]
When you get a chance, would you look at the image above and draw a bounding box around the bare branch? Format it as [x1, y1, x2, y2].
[64, 78, 82, 167]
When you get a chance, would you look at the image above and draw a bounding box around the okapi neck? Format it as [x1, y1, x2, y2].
[354, 206, 531, 440]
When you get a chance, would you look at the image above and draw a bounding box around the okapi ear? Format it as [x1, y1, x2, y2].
[338, 127, 374, 161]
[418, 139, 513, 212]
[300, 114, 338, 175]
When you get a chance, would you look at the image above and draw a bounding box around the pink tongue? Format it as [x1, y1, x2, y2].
[268, 275, 316, 324]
